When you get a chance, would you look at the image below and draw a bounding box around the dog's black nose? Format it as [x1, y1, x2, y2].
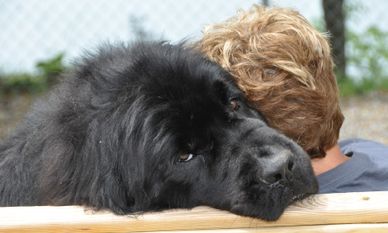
[261, 150, 295, 184]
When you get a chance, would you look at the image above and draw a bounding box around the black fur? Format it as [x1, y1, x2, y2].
[0, 41, 317, 220]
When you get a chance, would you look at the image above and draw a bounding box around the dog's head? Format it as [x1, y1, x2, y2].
[86, 42, 318, 220]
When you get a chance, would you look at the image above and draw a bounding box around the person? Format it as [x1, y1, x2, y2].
[196, 5, 388, 193]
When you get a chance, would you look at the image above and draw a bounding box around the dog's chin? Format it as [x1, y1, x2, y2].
[230, 185, 315, 221]
[264, 188, 315, 220]
[289, 192, 313, 204]
[230, 200, 288, 221]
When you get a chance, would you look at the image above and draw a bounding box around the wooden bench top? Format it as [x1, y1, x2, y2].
[0, 191, 387, 232]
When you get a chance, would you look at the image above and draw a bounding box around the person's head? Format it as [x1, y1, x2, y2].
[197, 5, 344, 158]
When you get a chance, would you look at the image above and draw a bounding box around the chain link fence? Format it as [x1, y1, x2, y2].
[1, 0, 388, 74]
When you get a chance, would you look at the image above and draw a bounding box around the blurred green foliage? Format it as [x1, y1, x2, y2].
[36, 53, 65, 86]
[341, 25, 388, 96]
[0, 53, 65, 96]
[0, 73, 46, 95]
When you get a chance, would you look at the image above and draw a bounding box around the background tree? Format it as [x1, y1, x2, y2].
[322, 0, 346, 79]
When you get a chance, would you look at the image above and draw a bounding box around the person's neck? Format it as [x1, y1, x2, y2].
[311, 144, 350, 176]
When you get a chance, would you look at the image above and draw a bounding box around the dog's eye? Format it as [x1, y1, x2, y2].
[179, 153, 195, 162]
[230, 99, 240, 111]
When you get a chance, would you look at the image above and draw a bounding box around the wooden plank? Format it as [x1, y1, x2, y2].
[0, 191, 387, 232]
[147, 223, 388, 233]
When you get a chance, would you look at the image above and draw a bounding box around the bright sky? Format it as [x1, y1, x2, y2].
[0, 0, 386, 73]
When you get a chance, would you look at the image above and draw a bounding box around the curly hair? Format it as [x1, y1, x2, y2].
[196, 5, 344, 158]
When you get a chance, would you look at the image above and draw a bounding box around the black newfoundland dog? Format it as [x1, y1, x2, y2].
[0, 41, 317, 220]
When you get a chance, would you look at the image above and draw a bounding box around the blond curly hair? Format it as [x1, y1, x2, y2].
[196, 5, 344, 158]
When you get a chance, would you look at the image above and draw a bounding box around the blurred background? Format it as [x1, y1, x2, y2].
[0, 0, 387, 144]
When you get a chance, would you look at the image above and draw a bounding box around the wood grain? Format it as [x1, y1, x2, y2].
[148, 224, 388, 233]
[0, 191, 387, 232]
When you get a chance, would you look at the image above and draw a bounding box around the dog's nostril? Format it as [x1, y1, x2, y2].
[287, 160, 294, 171]
[273, 173, 283, 183]
[263, 172, 283, 184]
[261, 152, 295, 184]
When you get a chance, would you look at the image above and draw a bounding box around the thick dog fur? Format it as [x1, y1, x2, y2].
[0, 41, 317, 220]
